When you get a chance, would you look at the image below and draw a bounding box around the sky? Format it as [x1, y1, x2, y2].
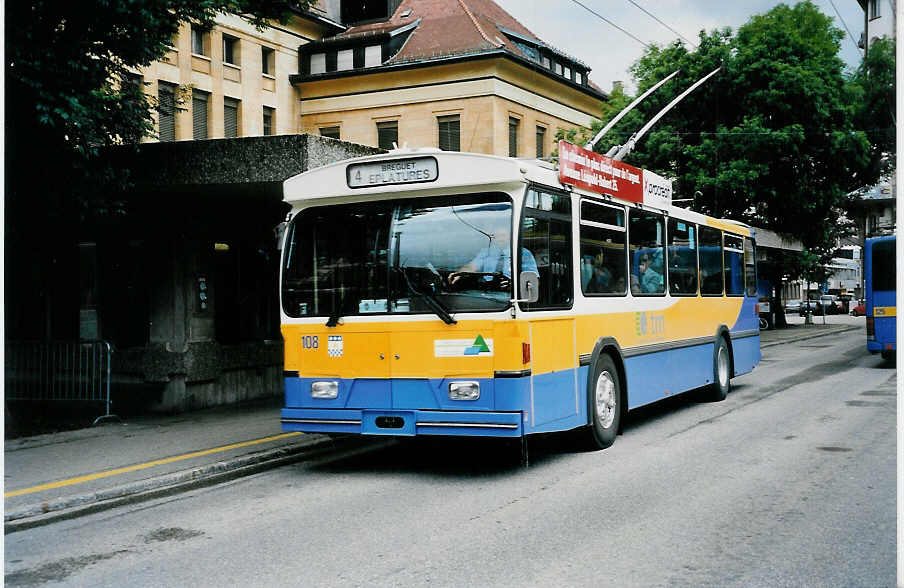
[494, 0, 869, 94]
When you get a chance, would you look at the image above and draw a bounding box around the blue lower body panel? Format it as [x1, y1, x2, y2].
[282, 406, 523, 437]
[283, 376, 527, 437]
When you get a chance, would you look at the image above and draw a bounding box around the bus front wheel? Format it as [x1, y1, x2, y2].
[582, 354, 621, 450]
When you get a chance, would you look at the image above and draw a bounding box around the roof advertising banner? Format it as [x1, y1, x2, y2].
[558, 140, 672, 209]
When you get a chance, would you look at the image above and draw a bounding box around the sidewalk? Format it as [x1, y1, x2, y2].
[4, 315, 861, 532]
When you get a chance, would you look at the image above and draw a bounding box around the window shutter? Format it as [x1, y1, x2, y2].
[224, 97, 239, 138]
[158, 84, 175, 142]
[193, 91, 208, 139]
[509, 117, 519, 157]
[438, 115, 460, 151]
[263, 107, 274, 136]
[377, 121, 398, 150]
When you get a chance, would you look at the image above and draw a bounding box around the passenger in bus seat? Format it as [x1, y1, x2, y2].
[586, 252, 613, 293]
[639, 252, 664, 293]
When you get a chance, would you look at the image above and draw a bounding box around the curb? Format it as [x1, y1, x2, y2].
[5, 325, 858, 533]
[760, 325, 859, 349]
[4, 434, 349, 534]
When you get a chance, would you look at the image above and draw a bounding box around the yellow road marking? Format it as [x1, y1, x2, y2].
[5, 432, 302, 499]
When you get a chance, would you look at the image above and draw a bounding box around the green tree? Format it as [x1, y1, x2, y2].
[585, 2, 874, 326]
[848, 36, 896, 184]
[5, 1, 312, 340]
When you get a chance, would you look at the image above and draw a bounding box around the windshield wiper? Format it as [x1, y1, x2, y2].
[326, 286, 357, 327]
[394, 266, 457, 325]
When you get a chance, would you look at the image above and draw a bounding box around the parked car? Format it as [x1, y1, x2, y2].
[851, 299, 866, 316]
[837, 294, 852, 314]
[814, 295, 840, 315]
[784, 299, 802, 314]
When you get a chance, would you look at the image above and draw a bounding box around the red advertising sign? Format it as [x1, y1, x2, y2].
[558, 140, 643, 203]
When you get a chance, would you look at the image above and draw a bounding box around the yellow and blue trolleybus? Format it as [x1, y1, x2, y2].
[279, 141, 760, 449]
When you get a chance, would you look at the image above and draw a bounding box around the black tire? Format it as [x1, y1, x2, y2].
[706, 336, 731, 402]
[881, 350, 895, 362]
[581, 353, 621, 450]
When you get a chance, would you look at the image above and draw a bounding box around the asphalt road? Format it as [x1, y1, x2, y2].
[5, 325, 896, 587]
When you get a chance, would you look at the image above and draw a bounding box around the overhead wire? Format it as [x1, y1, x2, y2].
[566, 0, 652, 49]
[826, 0, 864, 56]
[622, 0, 698, 48]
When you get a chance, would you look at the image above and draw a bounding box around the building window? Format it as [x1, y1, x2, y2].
[263, 107, 274, 136]
[554, 62, 563, 75]
[261, 47, 275, 75]
[364, 45, 382, 67]
[508, 117, 519, 157]
[869, 0, 880, 18]
[541, 55, 551, 69]
[564, 66, 571, 80]
[377, 121, 398, 150]
[157, 83, 176, 142]
[576, 71, 585, 85]
[191, 26, 207, 56]
[536, 126, 546, 158]
[337, 49, 353, 71]
[192, 89, 208, 139]
[437, 115, 460, 151]
[320, 126, 340, 139]
[223, 34, 239, 65]
[310, 53, 326, 74]
[224, 97, 239, 138]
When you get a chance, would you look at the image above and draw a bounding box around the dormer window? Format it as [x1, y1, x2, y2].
[310, 53, 326, 74]
[365, 45, 382, 67]
[337, 48, 354, 71]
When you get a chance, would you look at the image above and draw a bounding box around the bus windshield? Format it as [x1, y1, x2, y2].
[282, 193, 514, 321]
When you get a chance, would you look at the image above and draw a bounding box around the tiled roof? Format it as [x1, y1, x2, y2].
[340, 0, 583, 70]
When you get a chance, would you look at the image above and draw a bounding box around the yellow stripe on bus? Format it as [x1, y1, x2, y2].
[4, 432, 302, 499]
[874, 306, 896, 317]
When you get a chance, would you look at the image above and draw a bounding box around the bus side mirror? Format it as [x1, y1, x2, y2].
[518, 271, 539, 304]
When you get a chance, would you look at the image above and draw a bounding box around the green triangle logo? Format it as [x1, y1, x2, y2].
[472, 334, 490, 353]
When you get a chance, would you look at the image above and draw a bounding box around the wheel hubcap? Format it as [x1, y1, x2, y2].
[595, 370, 617, 429]
[717, 346, 729, 388]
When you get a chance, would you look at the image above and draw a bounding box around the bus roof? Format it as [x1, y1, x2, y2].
[282, 147, 752, 237]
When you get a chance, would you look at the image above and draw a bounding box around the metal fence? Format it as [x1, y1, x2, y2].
[5, 340, 115, 424]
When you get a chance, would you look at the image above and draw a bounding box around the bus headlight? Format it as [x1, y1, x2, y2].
[449, 381, 480, 401]
[311, 381, 339, 399]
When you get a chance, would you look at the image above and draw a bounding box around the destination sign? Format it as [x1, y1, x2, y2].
[347, 157, 438, 189]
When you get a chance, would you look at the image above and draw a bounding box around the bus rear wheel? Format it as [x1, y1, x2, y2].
[706, 337, 731, 402]
[582, 354, 621, 450]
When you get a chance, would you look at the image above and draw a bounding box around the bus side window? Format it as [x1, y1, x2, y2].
[629, 209, 665, 295]
[580, 200, 626, 296]
[667, 218, 697, 295]
[724, 234, 745, 296]
[744, 237, 757, 296]
[520, 188, 573, 309]
[699, 226, 723, 295]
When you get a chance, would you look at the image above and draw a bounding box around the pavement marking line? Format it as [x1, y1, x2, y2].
[4, 432, 303, 499]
